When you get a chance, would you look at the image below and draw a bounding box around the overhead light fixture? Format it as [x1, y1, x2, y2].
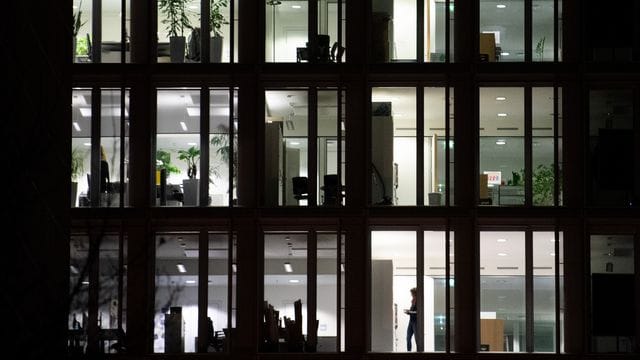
[186, 107, 200, 117]
[496, 139, 506, 145]
[497, 113, 508, 117]
[291, 5, 301, 9]
[341, 263, 345, 272]
[83, 142, 91, 146]
[496, 4, 506, 9]
[79, 108, 92, 117]
[497, 238, 507, 242]
[497, 252, 508, 257]
[290, 141, 300, 146]
[73, 122, 82, 132]
[500, 52, 510, 56]
[232, 263, 237, 273]
[177, 263, 187, 273]
[289, 279, 300, 283]
[180, 121, 188, 131]
[82, 280, 89, 285]
[185, 280, 196, 284]
[187, 142, 197, 146]
[496, 96, 506, 101]
[284, 262, 293, 273]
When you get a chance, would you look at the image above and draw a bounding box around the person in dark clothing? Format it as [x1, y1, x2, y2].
[404, 287, 418, 351]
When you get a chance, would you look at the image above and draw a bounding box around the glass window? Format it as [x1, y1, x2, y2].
[532, 87, 556, 206]
[263, 233, 308, 352]
[480, 231, 526, 352]
[73, 0, 131, 63]
[264, 90, 309, 206]
[532, 0, 555, 62]
[266, 1, 308, 62]
[479, 87, 525, 206]
[480, 0, 524, 62]
[371, 88, 417, 206]
[156, 88, 201, 207]
[590, 235, 636, 353]
[532, 231, 558, 352]
[316, 232, 343, 352]
[588, 89, 637, 207]
[209, 89, 237, 206]
[424, 0, 450, 62]
[424, 87, 453, 205]
[318, 89, 345, 206]
[207, 233, 235, 352]
[69, 235, 90, 355]
[154, 233, 199, 353]
[72, 89, 92, 207]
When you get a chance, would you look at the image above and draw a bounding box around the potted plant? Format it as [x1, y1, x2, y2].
[71, 147, 86, 206]
[158, 0, 194, 63]
[209, 0, 229, 62]
[72, 0, 87, 60]
[532, 163, 558, 206]
[535, 36, 546, 61]
[178, 146, 201, 205]
[210, 124, 237, 202]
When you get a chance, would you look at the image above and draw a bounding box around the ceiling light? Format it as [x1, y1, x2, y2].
[82, 280, 90, 285]
[500, 52, 510, 56]
[289, 279, 300, 283]
[79, 108, 92, 117]
[292, 5, 301, 9]
[496, 96, 506, 101]
[177, 263, 187, 273]
[284, 262, 293, 273]
[187, 142, 197, 146]
[186, 107, 200, 117]
[497, 113, 508, 117]
[73, 122, 81, 132]
[180, 121, 188, 131]
[497, 252, 508, 257]
[83, 142, 91, 146]
[497, 4, 506, 9]
[232, 263, 237, 273]
[497, 238, 507, 242]
[550, 253, 556, 257]
[185, 280, 196, 284]
[290, 141, 300, 146]
[495, 139, 506, 145]
[341, 263, 345, 272]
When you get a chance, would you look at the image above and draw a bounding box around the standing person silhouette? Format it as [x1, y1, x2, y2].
[404, 287, 418, 351]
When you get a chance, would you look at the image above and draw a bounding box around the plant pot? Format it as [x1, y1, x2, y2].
[71, 181, 78, 207]
[210, 36, 223, 63]
[182, 178, 200, 206]
[170, 36, 186, 63]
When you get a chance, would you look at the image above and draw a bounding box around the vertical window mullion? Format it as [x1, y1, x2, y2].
[416, 229, 425, 352]
[417, 86, 425, 206]
[121, 0, 126, 63]
[229, 87, 236, 207]
[445, 85, 451, 206]
[337, 0, 343, 63]
[93, 0, 102, 62]
[554, 227, 561, 353]
[90, 88, 101, 207]
[309, 88, 318, 206]
[227, 230, 234, 331]
[197, 229, 208, 352]
[309, 0, 318, 63]
[230, 0, 235, 62]
[525, 230, 534, 352]
[445, 0, 451, 63]
[308, 231, 318, 349]
[525, 87, 532, 206]
[119, 88, 126, 207]
[337, 87, 343, 205]
[200, 87, 210, 207]
[553, 86, 559, 206]
[336, 226, 342, 351]
[445, 223, 451, 352]
[553, 0, 559, 62]
[202, 0, 211, 63]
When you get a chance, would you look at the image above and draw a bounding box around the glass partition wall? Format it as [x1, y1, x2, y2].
[479, 230, 563, 353]
[264, 88, 346, 206]
[479, 86, 562, 206]
[266, 0, 345, 63]
[370, 229, 455, 352]
[72, 88, 130, 208]
[263, 231, 344, 352]
[371, 87, 454, 206]
[155, 87, 237, 207]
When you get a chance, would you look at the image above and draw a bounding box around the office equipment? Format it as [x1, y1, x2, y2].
[322, 174, 340, 205]
[480, 318, 504, 351]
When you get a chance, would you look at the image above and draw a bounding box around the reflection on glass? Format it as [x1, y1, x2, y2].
[318, 90, 343, 206]
[532, 0, 555, 61]
[100, 89, 126, 207]
[72, 89, 92, 207]
[372, 0, 417, 62]
[532, 87, 556, 206]
[73, 0, 93, 63]
[156, 89, 201, 207]
[480, 231, 526, 352]
[154, 233, 199, 353]
[157, 0, 201, 63]
[209, 89, 235, 206]
[207, 233, 230, 352]
[479, 0, 524, 62]
[317, 233, 340, 352]
[371, 231, 417, 352]
[588, 89, 636, 206]
[266, 1, 308, 62]
[590, 235, 636, 353]
[423, 231, 453, 351]
[424, 0, 449, 62]
[263, 233, 308, 352]
[69, 235, 90, 355]
[264, 90, 309, 206]
[479, 87, 524, 206]
[532, 232, 557, 352]
[372, 88, 416, 206]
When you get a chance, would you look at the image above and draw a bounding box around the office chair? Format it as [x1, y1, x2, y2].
[292, 177, 309, 201]
[322, 174, 340, 206]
